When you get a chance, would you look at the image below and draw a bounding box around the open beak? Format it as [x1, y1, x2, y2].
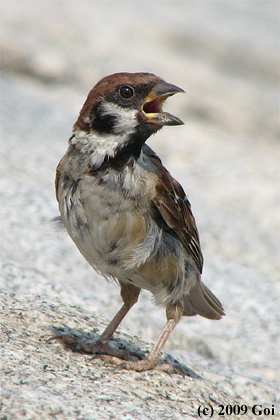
[142, 80, 185, 126]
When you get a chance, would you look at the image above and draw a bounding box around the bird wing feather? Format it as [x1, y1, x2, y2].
[143, 145, 203, 273]
[144, 145, 224, 319]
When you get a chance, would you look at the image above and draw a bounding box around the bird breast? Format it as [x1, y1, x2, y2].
[57, 153, 188, 306]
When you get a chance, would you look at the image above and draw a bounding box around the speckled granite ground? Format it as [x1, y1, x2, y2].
[1, 2, 279, 419]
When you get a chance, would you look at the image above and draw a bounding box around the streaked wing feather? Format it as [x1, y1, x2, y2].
[144, 145, 203, 273]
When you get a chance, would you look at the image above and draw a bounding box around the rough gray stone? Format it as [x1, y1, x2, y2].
[1, 2, 279, 419]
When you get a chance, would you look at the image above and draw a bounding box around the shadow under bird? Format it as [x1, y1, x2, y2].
[53, 72, 225, 373]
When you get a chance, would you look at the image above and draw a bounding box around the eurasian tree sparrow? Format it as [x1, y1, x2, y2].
[54, 72, 224, 373]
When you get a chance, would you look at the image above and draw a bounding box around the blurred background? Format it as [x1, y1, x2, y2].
[1, 0, 279, 382]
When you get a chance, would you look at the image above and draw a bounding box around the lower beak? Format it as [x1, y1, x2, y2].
[143, 80, 185, 126]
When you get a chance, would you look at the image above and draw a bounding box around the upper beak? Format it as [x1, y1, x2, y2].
[142, 80, 185, 126]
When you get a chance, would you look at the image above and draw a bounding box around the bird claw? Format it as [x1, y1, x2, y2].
[100, 356, 175, 374]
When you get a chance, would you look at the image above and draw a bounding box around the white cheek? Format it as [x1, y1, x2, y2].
[73, 102, 139, 170]
[113, 110, 138, 135]
[100, 102, 138, 135]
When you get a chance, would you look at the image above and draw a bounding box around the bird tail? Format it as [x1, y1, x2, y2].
[183, 281, 225, 320]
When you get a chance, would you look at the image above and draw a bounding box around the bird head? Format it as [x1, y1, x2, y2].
[72, 72, 184, 169]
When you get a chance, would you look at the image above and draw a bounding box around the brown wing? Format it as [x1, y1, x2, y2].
[144, 145, 203, 273]
[145, 146, 224, 319]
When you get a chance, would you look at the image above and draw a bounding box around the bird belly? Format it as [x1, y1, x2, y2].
[57, 173, 195, 306]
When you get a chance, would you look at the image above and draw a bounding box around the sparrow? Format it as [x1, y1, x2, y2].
[54, 72, 224, 373]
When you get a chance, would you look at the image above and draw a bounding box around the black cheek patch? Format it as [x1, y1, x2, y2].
[90, 104, 117, 134]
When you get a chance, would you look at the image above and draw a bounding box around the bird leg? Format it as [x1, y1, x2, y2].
[99, 282, 141, 343]
[103, 299, 184, 373]
[48, 282, 141, 360]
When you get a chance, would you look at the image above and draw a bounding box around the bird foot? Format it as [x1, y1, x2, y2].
[47, 332, 190, 376]
[100, 355, 175, 374]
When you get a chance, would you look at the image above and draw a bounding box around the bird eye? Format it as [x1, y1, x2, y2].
[119, 86, 134, 99]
